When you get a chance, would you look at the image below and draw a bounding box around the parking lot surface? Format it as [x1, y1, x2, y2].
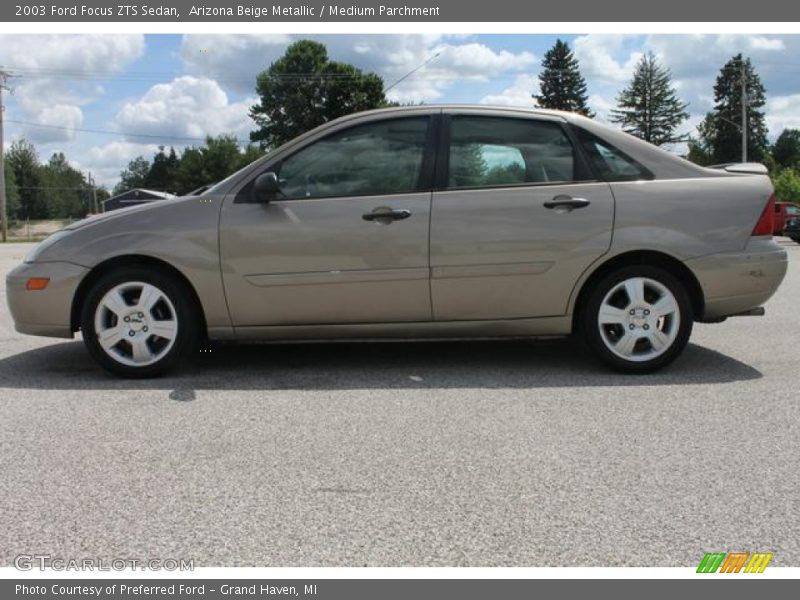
[1, 241, 798, 567]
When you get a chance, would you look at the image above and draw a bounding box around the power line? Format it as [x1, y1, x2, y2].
[5, 118, 251, 145]
[384, 52, 442, 94]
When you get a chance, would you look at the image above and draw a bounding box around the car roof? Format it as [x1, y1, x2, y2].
[332, 104, 580, 122]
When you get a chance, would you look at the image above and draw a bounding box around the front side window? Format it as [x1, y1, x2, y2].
[277, 117, 429, 200]
[447, 116, 576, 188]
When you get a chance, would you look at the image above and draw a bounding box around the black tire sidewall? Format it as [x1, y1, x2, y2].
[581, 265, 693, 374]
[80, 267, 197, 378]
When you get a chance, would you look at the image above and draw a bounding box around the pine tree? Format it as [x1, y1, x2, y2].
[534, 39, 593, 117]
[610, 52, 689, 146]
[688, 54, 769, 164]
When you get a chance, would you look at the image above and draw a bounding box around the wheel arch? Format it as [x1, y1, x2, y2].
[70, 254, 208, 335]
[570, 250, 705, 333]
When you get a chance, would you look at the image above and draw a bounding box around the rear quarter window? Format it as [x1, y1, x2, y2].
[573, 127, 653, 182]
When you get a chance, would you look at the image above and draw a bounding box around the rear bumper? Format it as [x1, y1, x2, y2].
[5, 261, 88, 338]
[686, 237, 788, 320]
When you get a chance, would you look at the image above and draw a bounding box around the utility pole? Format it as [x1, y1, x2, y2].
[741, 62, 748, 163]
[0, 69, 10, 242]
[88, 172, 98, 214]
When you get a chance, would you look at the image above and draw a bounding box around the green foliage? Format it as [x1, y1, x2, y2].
[534, 39, 593, 117]
[249, 40, 389, 149]
[773, 168, 800, 203]
[144, 147, 181, 193]
[177, 135, 264, 194]
[690, 54, 769, 165]
[773, 128, 800, 171]
[611, 52, 689, 146]
[39, 152, 93, 218]
[7, 139, 48, 219]
[114, 156, 151, 196]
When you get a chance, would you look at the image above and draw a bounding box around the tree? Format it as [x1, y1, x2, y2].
[534, 39, 593, 117]
[773, 128, 800, 171]
[114, 156, 151, 195]
[39, 152, 91, 218]
[176, 135, 264, 194]
[144, 146, 181, 193]
[689, 54, 769, 164]
[249, 40, 388, 149]
[773, 169, 800, 203]
[610, 52, 689, 146]
[6, 139, 48, 219]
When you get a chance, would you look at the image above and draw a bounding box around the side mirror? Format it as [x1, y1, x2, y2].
[253, 172, 280, 203]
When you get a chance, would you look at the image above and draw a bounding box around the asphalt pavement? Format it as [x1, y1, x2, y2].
[0, 241, 798, 567]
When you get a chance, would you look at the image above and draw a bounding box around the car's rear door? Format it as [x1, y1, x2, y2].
[429, 110, 615, 320]
[219, 113, 437, 327]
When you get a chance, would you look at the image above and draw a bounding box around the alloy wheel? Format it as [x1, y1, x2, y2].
[596, 276, 681, 362]
[93, 281, 179, 367]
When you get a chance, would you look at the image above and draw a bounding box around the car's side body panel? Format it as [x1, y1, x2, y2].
[28, 195, 232, 331]
[219, 192, 433, 326]
[4, 105, 789, 348]
[430, 182, 615, 319]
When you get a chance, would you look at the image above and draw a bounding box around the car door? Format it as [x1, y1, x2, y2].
[219, 114, 436, 327]
[430, 111, 615, 320]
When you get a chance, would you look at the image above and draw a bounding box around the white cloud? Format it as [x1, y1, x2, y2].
[180, 34, 292, 91]
[587, 94, 616, 124]
[572, 36, 641, 86]
[480, 74, 538, 107]
[766, 94, 800, 134]
[179, 34, 536, 104]
[85, 141, 162, 187]
[0, 35, 144, 143]
[750, 37, 785, 52]
[23, 104, 84, 143]
[115, 76, 254, 141]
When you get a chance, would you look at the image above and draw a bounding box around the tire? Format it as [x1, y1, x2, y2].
[80, 267, 199, 378]
[790, 236, 800, 244]
[580, 265, 693, 374]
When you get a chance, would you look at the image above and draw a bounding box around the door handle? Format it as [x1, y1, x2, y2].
[362, 208, 412, 222]
[544, 195, 591, 210]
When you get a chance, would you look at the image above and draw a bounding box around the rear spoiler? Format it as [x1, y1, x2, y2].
[709, 162, 769, 175]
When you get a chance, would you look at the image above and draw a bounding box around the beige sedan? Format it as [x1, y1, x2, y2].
[6, 106, 788, 377]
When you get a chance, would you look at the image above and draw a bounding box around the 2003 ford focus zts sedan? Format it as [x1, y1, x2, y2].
[6, 106, 789, 377]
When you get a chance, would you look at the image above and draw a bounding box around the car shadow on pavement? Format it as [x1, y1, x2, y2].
[0, 337, 761, 391]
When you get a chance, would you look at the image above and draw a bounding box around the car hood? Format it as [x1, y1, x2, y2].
[63, 198, 185, 232]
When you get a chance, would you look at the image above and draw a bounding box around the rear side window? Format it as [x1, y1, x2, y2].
[574, 127, 653, 182]
[447, 116, 577, 188]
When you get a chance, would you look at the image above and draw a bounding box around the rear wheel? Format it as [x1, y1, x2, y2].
[80, 267, 198, 378]
[581, 266, 693, 373]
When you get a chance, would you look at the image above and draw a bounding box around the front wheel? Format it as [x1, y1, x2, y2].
[580, 266, 693, 373]
[80, 267, 198, 378]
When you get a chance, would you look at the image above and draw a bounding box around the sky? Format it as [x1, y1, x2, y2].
[1, 33, 799, 188]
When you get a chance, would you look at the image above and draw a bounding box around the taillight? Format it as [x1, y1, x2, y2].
[752, 194, 776, 236]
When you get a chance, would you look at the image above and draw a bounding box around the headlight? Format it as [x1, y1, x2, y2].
[24, 230, 73, 263]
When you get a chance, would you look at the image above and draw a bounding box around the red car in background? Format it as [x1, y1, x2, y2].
[774, 201, 800, 242]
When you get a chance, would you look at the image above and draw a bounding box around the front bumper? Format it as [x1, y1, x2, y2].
[685, 237, 788, 320]
[6, 261, 89, 338]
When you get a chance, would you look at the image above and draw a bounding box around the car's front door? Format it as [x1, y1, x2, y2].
[219, 115, 435, 327]
[430, 112, 615, 320]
